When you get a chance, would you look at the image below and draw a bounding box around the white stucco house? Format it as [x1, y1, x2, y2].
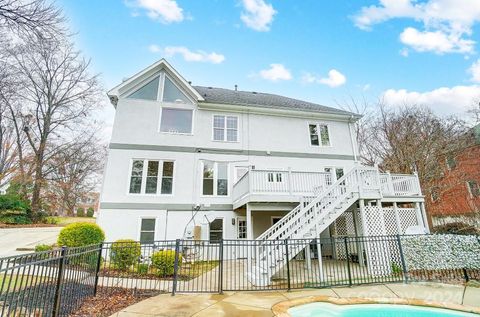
[98, 59, 428, 252]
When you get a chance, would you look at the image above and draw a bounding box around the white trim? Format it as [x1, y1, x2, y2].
[138, 217, 158, 243]
[307, 122, 333, 148]
[237, 216, 247, 239]
[127, 158, 176, 196]
[158, 107, 195, 135]
[108, 59, 204, 103]
[200, 160, 230, 197]
[211, 114, 240, 143]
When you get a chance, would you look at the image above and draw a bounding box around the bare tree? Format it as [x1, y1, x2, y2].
[45, 134, 105, 215]
[8, 37, 102, 214]
[0, 0, 63, 39]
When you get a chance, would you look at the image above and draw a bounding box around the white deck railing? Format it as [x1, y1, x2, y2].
[233, 168, 422, 203]
[232, 169, 332, 203]
[379, 172, 422, 196]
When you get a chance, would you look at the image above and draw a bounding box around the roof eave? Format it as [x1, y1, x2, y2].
[198, 101, 362, 121]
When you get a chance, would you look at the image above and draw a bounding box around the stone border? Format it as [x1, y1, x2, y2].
[271, 295, 480, 317]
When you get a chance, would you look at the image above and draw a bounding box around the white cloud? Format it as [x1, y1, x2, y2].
[258, 64, 292, 81]
[399, 27, 475, 54]
[302, 70, 347, 88]
[469, 59, 480, 83]
[240, 0, 276, 32]
[127, 0, 184, 24]
[382, 85, 480, 115]
[149, 45, 225, 64]
[353, 0, 480, 55]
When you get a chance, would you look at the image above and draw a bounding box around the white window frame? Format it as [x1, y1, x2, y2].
[237, 216, 247, 239]
[127, 159, 175, 196]
[212, 114, 239, 142]
[159, 106, 195, 135]
[201, 161, 230, 197]
[138, 217, 157, 244]
[308, 122, 332, 147]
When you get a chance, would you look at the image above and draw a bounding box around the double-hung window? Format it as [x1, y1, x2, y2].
[202, 161, 228, 196]
[129, 160, 174, 194]
[309, 123, 330, 146]
[213, 115, 238, 142]
[140, 218, 156, 244]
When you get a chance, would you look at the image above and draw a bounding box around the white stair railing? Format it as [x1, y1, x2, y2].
[249, 166, 381, 285]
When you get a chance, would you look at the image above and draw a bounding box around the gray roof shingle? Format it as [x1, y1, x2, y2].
[193, 86, 357, 117]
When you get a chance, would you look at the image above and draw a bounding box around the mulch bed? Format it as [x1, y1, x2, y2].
[69, 287, 162, 317]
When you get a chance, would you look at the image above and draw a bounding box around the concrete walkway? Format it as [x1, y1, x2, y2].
[110, 282, 480, 316]
[0, 227, 62, 257]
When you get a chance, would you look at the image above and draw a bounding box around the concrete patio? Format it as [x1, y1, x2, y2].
[109, 282, 480, 316]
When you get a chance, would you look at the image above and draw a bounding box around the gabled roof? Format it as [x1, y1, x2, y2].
[107, 59, 204, 106]
[193, 86, 359, 117]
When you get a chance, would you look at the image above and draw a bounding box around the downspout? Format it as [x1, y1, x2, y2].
[348, 115, 358, 162]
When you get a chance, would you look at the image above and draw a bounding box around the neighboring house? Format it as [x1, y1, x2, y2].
[428, 124, 480, 228]
[98, 60, 426, 283]
[76, 192, 100, 215]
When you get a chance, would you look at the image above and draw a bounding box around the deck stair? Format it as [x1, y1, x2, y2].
[248, 166, 381, 286]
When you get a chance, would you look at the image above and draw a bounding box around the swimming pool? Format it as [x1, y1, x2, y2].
[288, 303, 479, 317]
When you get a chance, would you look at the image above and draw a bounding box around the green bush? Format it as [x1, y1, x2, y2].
[137, 263, 149, 275]
[0, 194, 32, 224]
[151, 250, 182, 276]
[76, 207, 85, 217]
[86, 207, 94, 217]
[111, 239, 141, 270]
[57, 222, 105, 247]
[35, 244, 53, 252]
[42, 216, 59, 225]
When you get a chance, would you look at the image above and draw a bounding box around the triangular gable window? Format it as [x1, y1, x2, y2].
[127, 76, 159, 100]
[163, 76, 192, 104]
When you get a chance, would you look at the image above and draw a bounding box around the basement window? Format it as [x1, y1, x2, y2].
[140, 218, 156, 244]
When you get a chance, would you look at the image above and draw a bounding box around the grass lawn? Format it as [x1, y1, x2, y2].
[55, 216, 96, 226]
[179, 260, 220, 279]
[0, 274, 51, 292]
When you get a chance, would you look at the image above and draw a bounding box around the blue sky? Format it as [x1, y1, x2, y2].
[59, 0, 480, 138]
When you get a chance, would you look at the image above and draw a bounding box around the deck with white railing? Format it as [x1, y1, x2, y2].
[233, 167, 422, 209]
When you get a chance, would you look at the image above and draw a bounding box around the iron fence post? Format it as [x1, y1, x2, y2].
[344, 237, 352, 286]
[396, 234, 409, 283]
[284, 239, 291, 291]
[52, 246, 67, 317]
[93, 242, 103, 296]
[218, 239, 224, 294]
[171, 239, 181, 296]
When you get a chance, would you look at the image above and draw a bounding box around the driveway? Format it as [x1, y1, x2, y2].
[0, 226, 62, 257]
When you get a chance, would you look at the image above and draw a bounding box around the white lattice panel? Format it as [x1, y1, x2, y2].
[383, 208, 399, 235]
[362, 206, 392, 275]
[398, 208, 419, 233]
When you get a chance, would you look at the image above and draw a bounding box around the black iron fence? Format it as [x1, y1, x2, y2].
[0, 244, 101, 317]
[1, 234, 479, 316]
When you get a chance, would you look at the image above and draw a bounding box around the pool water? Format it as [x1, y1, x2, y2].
[288, 303, 479, 317]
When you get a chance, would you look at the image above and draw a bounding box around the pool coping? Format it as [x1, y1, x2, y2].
[271, 295, 480, 316]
